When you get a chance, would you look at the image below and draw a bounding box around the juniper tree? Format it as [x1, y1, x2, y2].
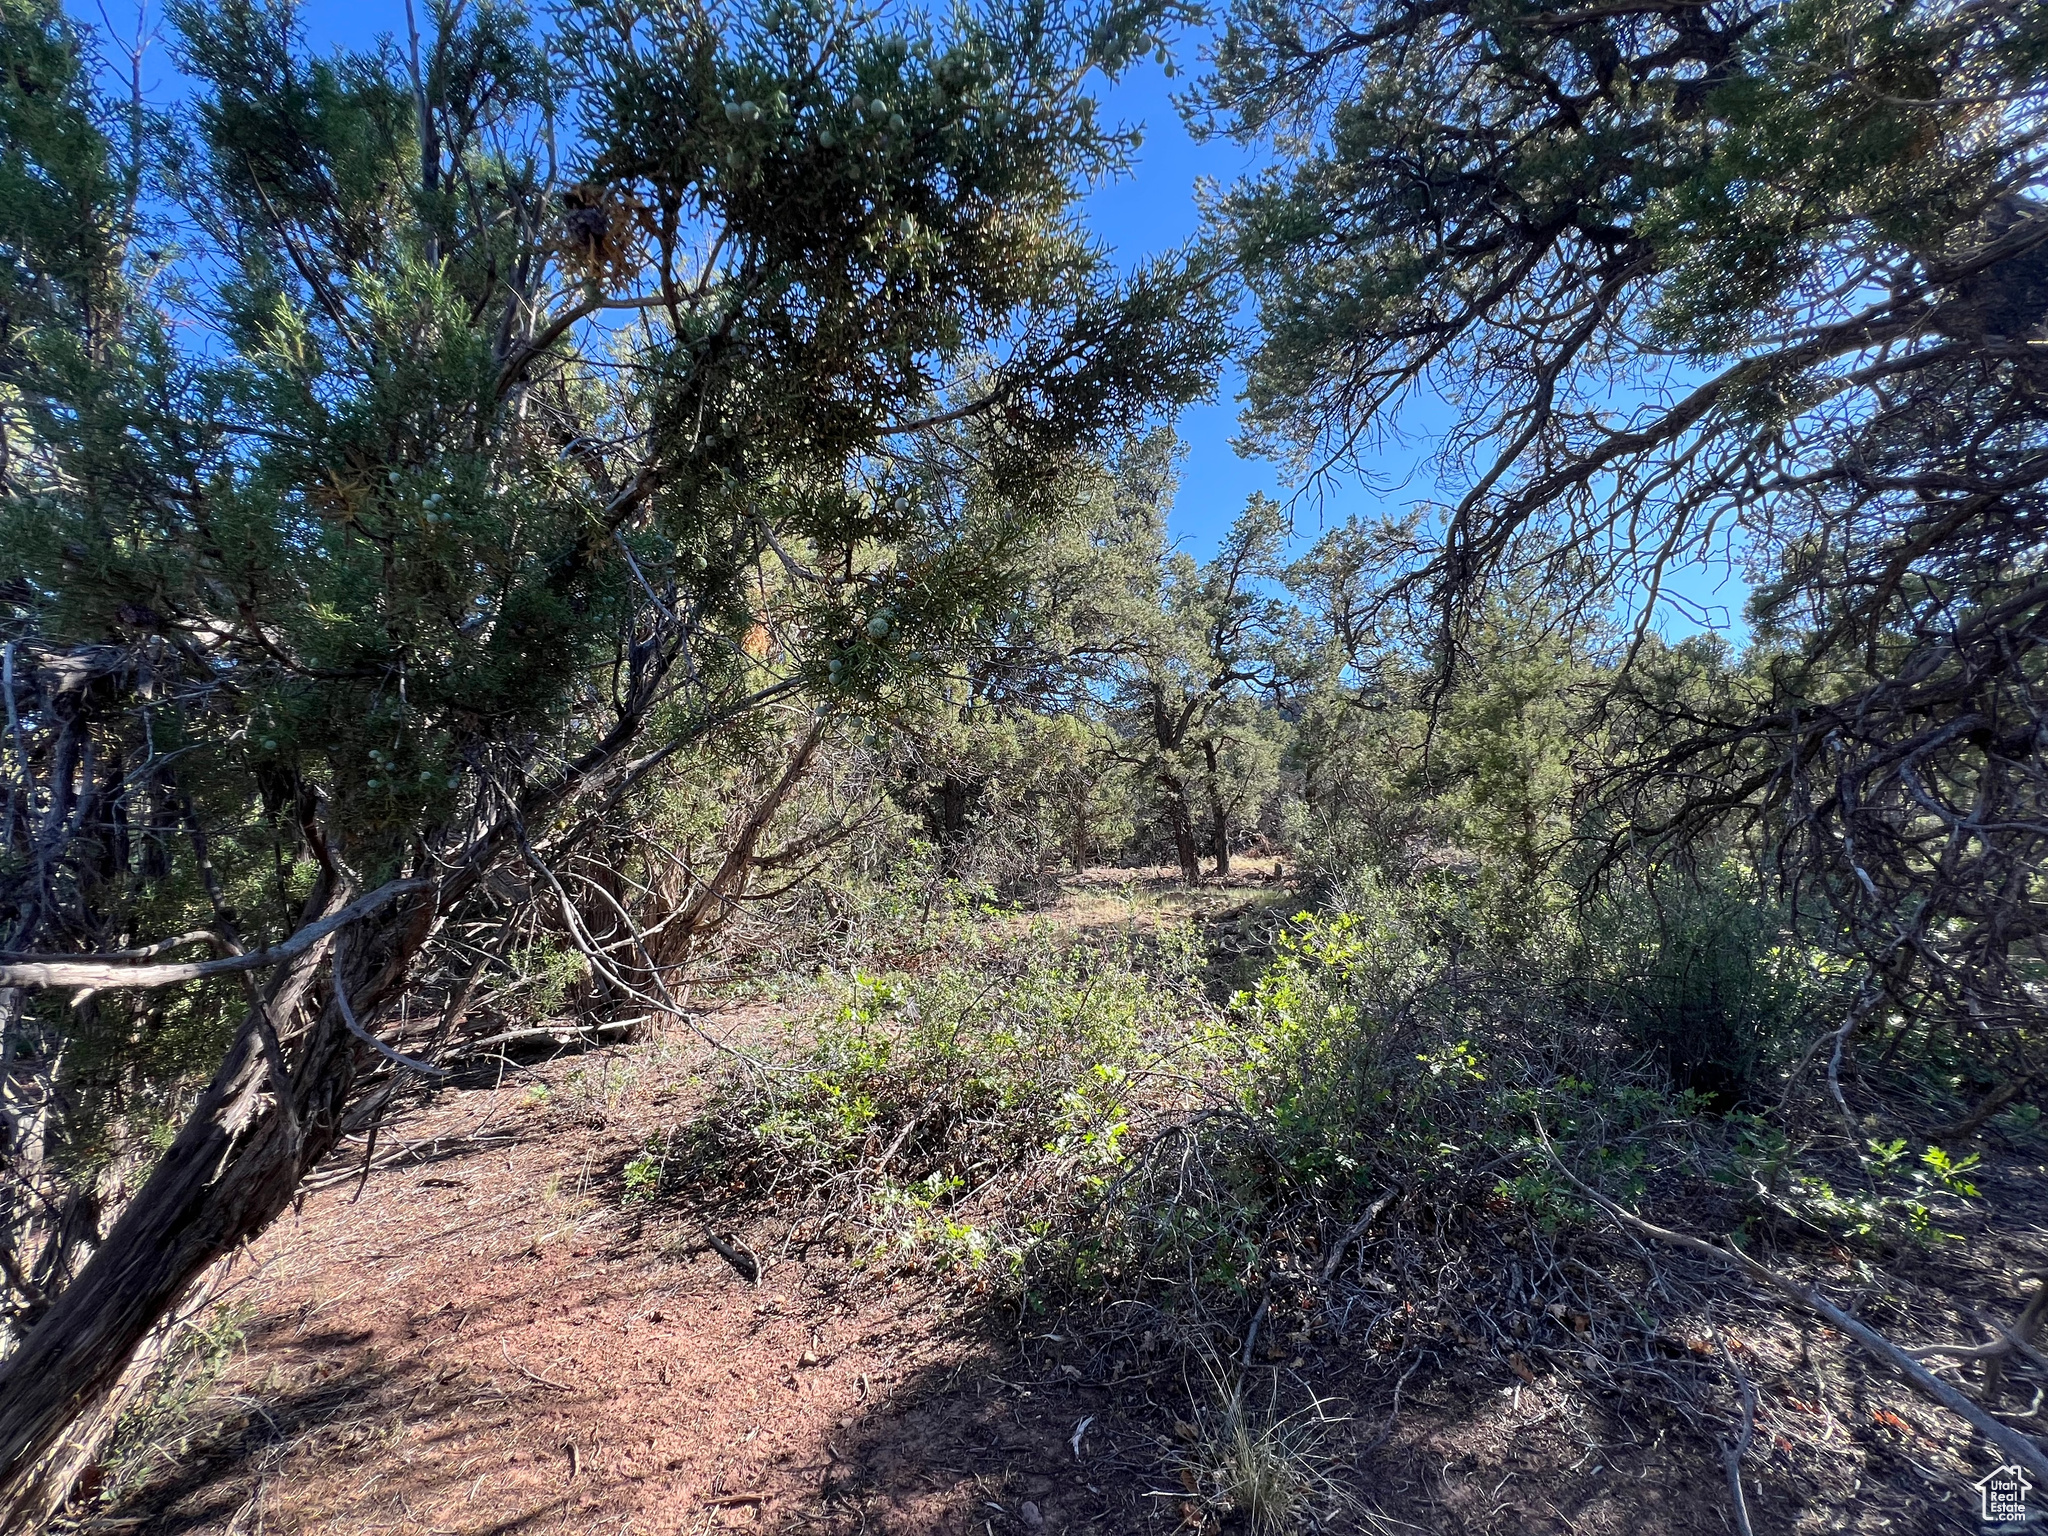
[1202, 0, 2048, 1102]
[0, 0, 1221, 1517]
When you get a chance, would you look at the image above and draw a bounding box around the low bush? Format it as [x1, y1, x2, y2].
[676, 870, 1933, 1459]
[692, 925, 1205, 1281]
[1578, 862, 1842, 1106]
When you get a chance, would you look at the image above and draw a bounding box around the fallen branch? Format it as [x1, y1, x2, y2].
[0, 879, 431, 990]
[1718, 1340, 1759, 1536]
[1320, 1186, 1399, 1282]
[500, 1342, 574, 1393]
[1533, 1117, 2048, 1483]
[452, 1019, 638, 1054]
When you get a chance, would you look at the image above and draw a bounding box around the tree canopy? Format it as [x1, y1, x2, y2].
[3, 0, 2047, 1524]
[1200, 0, 2048, 1077]
[0, 0, 1220, 1514]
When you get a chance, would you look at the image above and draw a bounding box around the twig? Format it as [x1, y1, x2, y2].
[1320, 1186, 1398, 1282]
[705, 1230, 760, 1285]
[1532, 1116, 2048, 1483]
[1718, 1339, 1759, 1536]
[500, 1341, 574, 1393]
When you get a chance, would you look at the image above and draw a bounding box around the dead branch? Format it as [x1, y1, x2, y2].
[0, 880, 432, 991]
[1534, 1117, 2048, 1482]
[1319, 1185, 1398, 1282]
[332, 964, 449, 1080]
[1718, 1339, 1759, 1536]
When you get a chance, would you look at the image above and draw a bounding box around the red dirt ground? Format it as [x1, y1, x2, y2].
[88, 1011, 1178, 1536]
[77, 900, 2026, 1536]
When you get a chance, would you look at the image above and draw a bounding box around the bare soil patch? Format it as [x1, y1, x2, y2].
[73, 907, 2048, 1536]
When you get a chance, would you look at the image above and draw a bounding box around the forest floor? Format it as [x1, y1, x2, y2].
[72, 870, 2048, 1536]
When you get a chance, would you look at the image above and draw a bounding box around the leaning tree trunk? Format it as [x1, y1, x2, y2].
[642, 715, 827, 972]
[0, 887, 395, 1529]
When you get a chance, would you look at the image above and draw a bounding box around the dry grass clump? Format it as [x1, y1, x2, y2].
[91, 1299, 255, 1510]
[1166, 1362, 1354, 1535]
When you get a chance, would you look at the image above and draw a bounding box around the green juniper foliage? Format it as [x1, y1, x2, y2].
[0, 0, 1221, 1122]
[0, 0, 1221, 1510]
[1199, 0, 2048, 1088]
[2, 0, 2045, 1523]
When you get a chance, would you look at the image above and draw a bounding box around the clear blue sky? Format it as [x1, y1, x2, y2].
[78, 1, 1747, 636]
[1083, 42, 1750, 638]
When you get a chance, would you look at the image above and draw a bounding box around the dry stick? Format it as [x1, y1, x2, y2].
[1531, 1118, 2048, 1483]
[1718, 1340, 1760, 1536]
[499, 1341, 573, 1393]
[1980, 1278, 2048, 1407]
[1320, 1186, 1399, 1283]
[0, 878, 431, 990]
[332, 962, 450, 1080]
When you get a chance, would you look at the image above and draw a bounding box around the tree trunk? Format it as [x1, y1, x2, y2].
[656, 716, 826, 964]
[1160, 776, 1201, 885]
[1201, 740, 1230, 877]
[0, 887, 388, 1528]
[934, 774, 972, 877]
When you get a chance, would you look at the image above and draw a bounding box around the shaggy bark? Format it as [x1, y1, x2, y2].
[1201, 739, 1231, 876]
[0, 880, 417, 1528]
[1159, 773, 1201, 885]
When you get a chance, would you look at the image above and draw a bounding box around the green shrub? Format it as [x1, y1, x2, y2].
[1045, 877, 1727, 1317]
[701, 927, 1198, 1280]
[1580, 863, 1840, 1106]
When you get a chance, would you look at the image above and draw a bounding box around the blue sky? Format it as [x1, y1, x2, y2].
[75, 0, 1748, 636]
[1085, 51, 1749, 636]
[1081, 54, 1298, 558]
